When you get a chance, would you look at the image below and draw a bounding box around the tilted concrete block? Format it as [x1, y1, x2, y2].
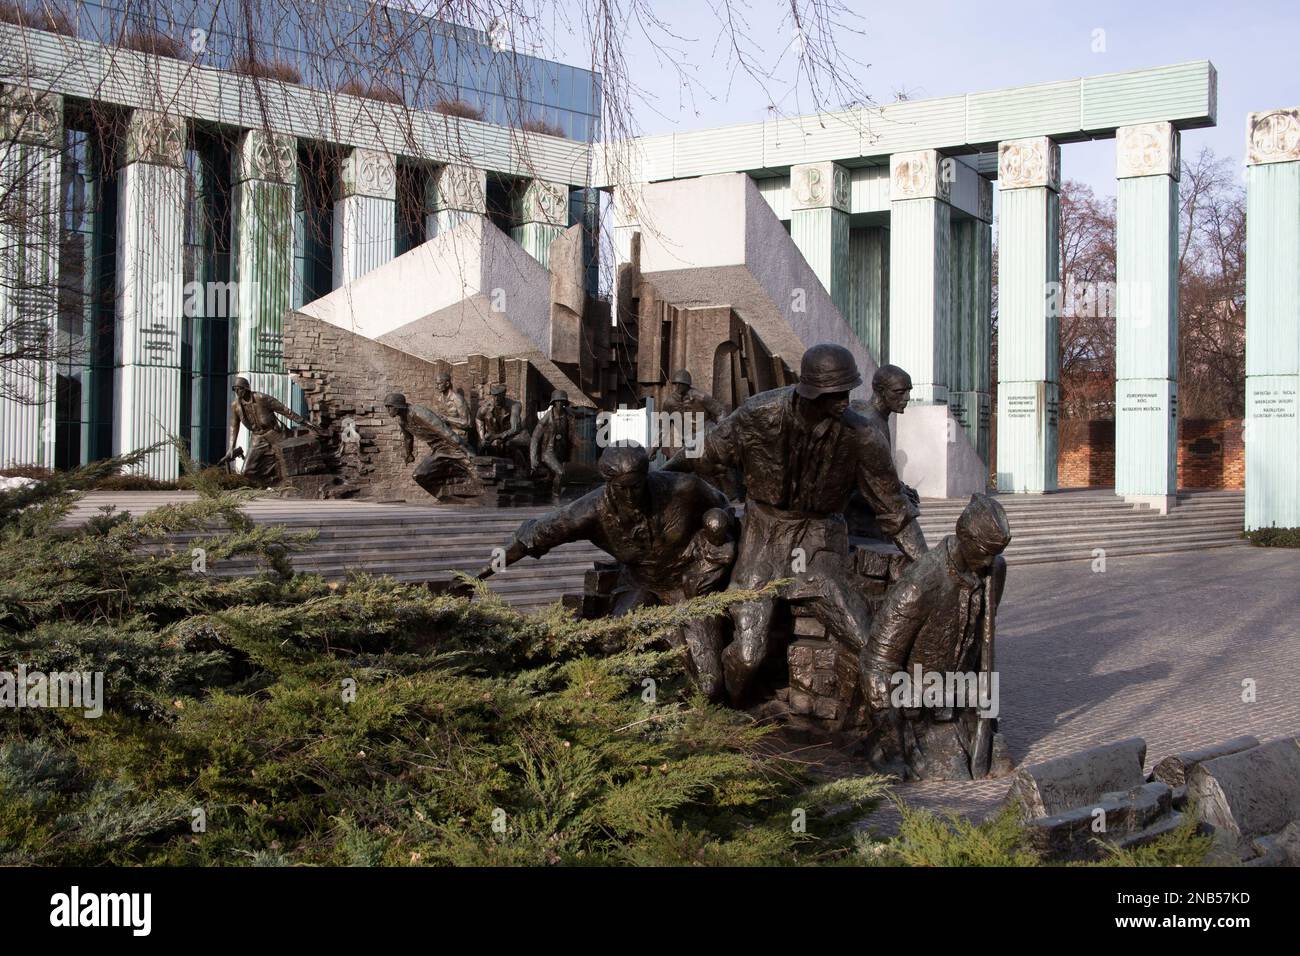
[1007, 737, 1147, 818]
[1186, 735, 1300, 848]
[1151, 735, 1261, 787]
[1025, 781, 1176, 862]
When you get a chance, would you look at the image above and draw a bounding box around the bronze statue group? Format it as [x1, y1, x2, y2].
[476, 345, 1013, 782]
[227, 346, 1012, 781]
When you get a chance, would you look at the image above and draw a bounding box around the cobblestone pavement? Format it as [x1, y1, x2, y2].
[861, 546, 1300, 834]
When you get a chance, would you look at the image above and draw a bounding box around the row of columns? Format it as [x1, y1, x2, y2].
[787, 154, 993, 462]
[773, 131, 1186, 500]
[0, 83, 570, 478]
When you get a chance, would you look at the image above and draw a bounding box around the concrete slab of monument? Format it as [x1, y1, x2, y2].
[635, 172, 876, 399]
[299, 217, 560, 365]
[636, 172, 985, 497]
[890, 405, 990, 500]
[1185, 735, 1300, 861]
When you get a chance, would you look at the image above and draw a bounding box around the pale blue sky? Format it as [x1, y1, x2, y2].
[556, 0, 1300, 198]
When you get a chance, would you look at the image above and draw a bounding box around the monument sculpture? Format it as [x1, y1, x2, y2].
[658, 369, 727, 457]
[384, 391, 479, 501]
[847, 364, 922, 539]
[466, 342, 1013, 781]
[861, 494, 1011, 781]
[664, 344, 927, 704]
[469, 443, 735, 700]
[476, 383, 532, 473]
[222, 377, 327, 485]
[430, 371, 473, 449]
[530, 390, 580, 499]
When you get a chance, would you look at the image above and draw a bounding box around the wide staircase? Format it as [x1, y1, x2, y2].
[65, 488, 1246, 614]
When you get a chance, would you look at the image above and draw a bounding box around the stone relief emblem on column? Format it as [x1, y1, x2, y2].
[889, 150, 950, 202]
[1116, 122, 1180, 179]
[431, 164, 487, 213]
[124, 110, 186, 167]
[0, 85, 63, 148]
[341, 148, 397, 200]
[522, 180, 569, 225]
[998, 137, 1060, 191]
[977, 176, 994, 222]
[1247, 109, 1300, 165]
[791, 162, 850, 212]
[237, 130, 297, 184]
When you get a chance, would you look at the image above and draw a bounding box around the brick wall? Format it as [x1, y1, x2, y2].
[1057, 420, 1116, 489]
[1056, 419, 1244, 490]
[1178, 419, 1245, 490]
[284, 311, 447, 500]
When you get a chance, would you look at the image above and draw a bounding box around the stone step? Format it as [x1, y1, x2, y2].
[180, 515, 1237, 561]
[151, 499, 1244, 541]
[198, 517, 1243, 571]
[67, 490, 1249, 612]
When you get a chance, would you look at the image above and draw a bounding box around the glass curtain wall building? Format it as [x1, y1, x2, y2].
[71, 1, 602, 142]
[15, 3, 602, 474]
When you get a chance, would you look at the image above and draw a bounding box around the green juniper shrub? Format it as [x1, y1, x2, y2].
[0, 452, 1219, 867]
[0, 457, 889, 865]
[1243, 527, 1300, 548]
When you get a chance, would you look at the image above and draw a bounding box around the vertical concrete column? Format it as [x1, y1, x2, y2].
[790, 161, 851, 316]
[611, 184, 642, 328]
[995, 136, 1061, 493]
[847, 226, 889, 365]
[1244, 108, 1300, 530]
[511, 179, 570, 269]
[0, 86, 62, 468]
[232, 130, 297, 411]
[427, 163, 486, 236]
[949, 176, 994, 465]
[332, 148, 395, 287]
[889, 149, 952, 405]
[114, 110, 187, 479]
[1115, 122, 1181, 511]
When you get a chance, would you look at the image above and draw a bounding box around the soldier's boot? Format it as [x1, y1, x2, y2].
[722, 599, 775, 705]
[680, 618, 726, 703]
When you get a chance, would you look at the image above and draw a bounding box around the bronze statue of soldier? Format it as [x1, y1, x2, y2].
[384, 391, 476, 500]
[659, 369, 726, 457]
[223, 376, 325, 484]
[665, 343, 927, 705]
[472, 444, 735, 700]
[476, 383, 531, 474]
[847, 364, 922, 538]
[861, 493, 1011, 781]
[431, 370, 472, 448]
[530, 389, 579, 499]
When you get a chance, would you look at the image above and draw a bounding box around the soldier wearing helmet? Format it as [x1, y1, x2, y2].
[665, 343, 928, 704]
[476, 383, 531, 473]
[225, 376, 324, 484]
[384, 390, 475, 500]
[530, 389, 579, 499]
[658, 368, 727, 458]
[472, 443, 734, 700]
